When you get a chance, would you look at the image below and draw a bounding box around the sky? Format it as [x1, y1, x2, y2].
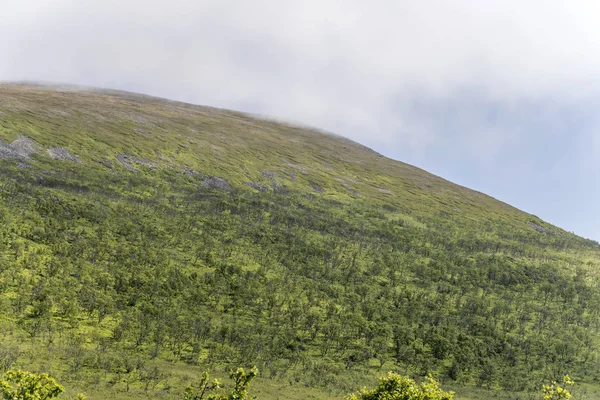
[2, 0, 600, 240]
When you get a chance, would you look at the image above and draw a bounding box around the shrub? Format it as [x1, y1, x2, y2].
[348, 372, 453, 400]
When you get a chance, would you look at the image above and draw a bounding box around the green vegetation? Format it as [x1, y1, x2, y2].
[348, 373, 453, 400]
[0, 83, 598, 399]
[0, 369, 84, 400]
[543, 376, 574, 400]
[184, 367, 258, 400]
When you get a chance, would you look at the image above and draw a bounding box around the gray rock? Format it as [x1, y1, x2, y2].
[134, 128, 150, 136]
[201, 176, 231, 191]
[281, 159, 308, 174]
[0, 135, 39, 160]
[93, 159, 112, 169]
[311, 184, 325, 193]
[337, 179, 362, 198]
[245, 182, 270, 192]
[47, 147, 82, 164]
[116, 154, 157, 171]
[262, 170, 286, 192]
[528, 222, 556, 235]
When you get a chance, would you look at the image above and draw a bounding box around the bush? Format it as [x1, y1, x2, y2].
[0, 370, 85, 400]
[184, 367, 258, 400]
[542, 375, 574, 400]
[348, 372, 453, 400]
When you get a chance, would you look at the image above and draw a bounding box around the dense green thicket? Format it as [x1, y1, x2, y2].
[0, 161, 598, 398]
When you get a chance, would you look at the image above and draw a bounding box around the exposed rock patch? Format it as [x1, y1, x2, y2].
[378, 188, 392, 195]
[134, 128, 150, 136]
[281, 158, 308, 174]
[337, 179, 362, 198]
[135, 115, 157, 126]
[48, 109, 71, 118]
[245, 182, 270, 192]
[47, 147, 82, 164]
[155, 150, 172, 161]
[0, 135, 39, 160]
[181, 166, 206, 177]
[263, 171, 286, 192]
[528, 222, 558, 235]
[311, 184, 325, 194]
[201, 176, 231, 191]
[262, 171, 275, 179]
[116, 154, 157, 171]
[94, 159, 112, 169]
[133, 114, 168, 133]
[344, 177, 362, 185]
[182, 166, 197, 176]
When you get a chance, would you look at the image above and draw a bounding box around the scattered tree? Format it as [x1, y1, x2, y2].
[184, 367, 258, 400]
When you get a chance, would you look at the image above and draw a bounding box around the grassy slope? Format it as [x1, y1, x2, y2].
[0, 83, 537, 224]
[0, 83, 599, 400]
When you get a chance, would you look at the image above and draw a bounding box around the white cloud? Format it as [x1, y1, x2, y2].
[4, 1, 600, 119]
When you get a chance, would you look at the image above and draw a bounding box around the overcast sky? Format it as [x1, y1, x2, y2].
[2, 0, 600, 240]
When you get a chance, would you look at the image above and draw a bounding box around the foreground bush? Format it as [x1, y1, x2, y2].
[348, 372, 453, 400]
[184, 367, 258, 400]
[542, 375, 574, 400]
[0, 370, 64, 400]
[0, 370, 85, 400]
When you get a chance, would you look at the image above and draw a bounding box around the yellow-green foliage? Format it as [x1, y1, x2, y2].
[542, 376, 574, 400]
[0, 370, 86, 400]
[184, 367, 258, 400]
[348, 373, 453, 400]
[0, 370, 67, 400]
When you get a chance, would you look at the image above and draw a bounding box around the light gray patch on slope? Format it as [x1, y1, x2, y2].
[245, 182, 270, 192]
[262, 171, 286, 192]
[311, 183, 325, 193]
[134, 128, 150, 136]
[48, 147, 82, 164]
[133, 115, 169, 133]
[116, 154, 157, 171]
[201, 176, 231, 191]
[0, 135, 39, 160]
[337, 178, 362, 198]
[182, 166, 204, 177]
[94, 159, 113, 169]
[48, 109, 71, 118]
[281, 158, 308, 174]
[155, 150, 173, 162]
[528, 222, 558, 235]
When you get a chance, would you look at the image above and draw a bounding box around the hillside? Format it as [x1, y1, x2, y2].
[0, 83, 599, 399]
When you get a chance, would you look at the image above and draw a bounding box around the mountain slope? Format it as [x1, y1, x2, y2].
[0, 83, 538, 221]
[0, 83, 599, 399]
